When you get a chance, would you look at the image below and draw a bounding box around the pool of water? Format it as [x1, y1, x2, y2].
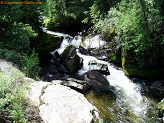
[86, 90, 161, 123]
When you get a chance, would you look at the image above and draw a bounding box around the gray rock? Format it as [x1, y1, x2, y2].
[25, 80, 99, 123]
[79, 46, 92, 55]
[88, 60, 110, 75]
[141, 80, 164, 98]
[0, 59, 20, 73]
[151, 80, 164, 87]
[80, 70, 115, 95]
[40, 84, 99, 123]
[52, 78, 91, 93]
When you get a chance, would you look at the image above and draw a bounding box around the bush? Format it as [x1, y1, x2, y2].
[0, 68, 27, 123]
[0, 49, 22, 65]
[0, 22, 37, 54]
[0, 49, 40, 79]
[21, 50, 40, 78]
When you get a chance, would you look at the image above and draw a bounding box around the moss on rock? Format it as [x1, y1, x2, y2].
[157, 99, 164, 110]
[108, 47, 121, 66]
[121, 47, 164, 80]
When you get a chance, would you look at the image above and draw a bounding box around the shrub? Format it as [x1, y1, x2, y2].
[0, 68, 27, 123]
[21, 50, 40, 78]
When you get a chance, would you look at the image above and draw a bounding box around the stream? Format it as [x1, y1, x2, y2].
[43, 28, 162, 123]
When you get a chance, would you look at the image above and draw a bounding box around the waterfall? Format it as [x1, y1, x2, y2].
[77, 50, 147, 117]
[43, 28, 161, 122]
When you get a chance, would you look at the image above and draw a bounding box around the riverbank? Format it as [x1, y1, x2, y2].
[0, 59, 99, 123]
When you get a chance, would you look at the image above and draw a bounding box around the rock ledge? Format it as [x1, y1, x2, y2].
[24, 78, 99, 123]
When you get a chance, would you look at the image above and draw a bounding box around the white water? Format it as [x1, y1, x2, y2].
[83, 35, 106, 49]
[43, 28, 159, 121]
[77, 52, 147, 116]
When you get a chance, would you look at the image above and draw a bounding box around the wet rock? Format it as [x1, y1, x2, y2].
[141, 86, 164, 98]
[88, 60, 110, 75]
[151, 80, 164, 87]
[89, 48, 109, 61]
[80, 70, 115, 94]
[53, 51, 60, 59]
[40, 63, 67, 81]
[52, 78, 91, 93]
[60, 45, 83, 75]
[52, 57, 68, 74]
[52, 57, 61, 67]
[44, 73, 63, 82]
[79, 46, 92, 55]
[25, 80, 99, 123]
[141, 80, 164, 98]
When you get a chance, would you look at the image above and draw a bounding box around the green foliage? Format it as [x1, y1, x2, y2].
[0, 21, 40, 78]
[0, 49, 22, 65]
[0, 22, 37, 54]
[0, 68, 27, 122]
[41, 0, 94, 29]
[90, 0, 164, 67]
[0, 3, 40, 79]
[0, 3, 21, 23]
[82, 0, 119, 41]
[41, 0, 70, 28]
[108, 47, 121, 65]
[109, 0, 164, 67]
[21, 50, 40, 78]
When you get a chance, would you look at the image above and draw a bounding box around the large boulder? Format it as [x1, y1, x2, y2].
[60, 45, 83, 75]
[25, 79, 99, 123]
[80, 70, 115, 95]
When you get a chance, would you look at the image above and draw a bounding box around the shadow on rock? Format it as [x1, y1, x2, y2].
[80, 70, 116, 96]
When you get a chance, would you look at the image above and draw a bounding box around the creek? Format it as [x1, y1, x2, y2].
[43, 28, 162, 123]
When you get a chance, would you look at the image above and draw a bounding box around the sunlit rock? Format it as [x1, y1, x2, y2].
[25, 80, 99, 123]
[157, 98, 164, 119]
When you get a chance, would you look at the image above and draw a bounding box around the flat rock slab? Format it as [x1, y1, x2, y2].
[26, 80, 99, 123]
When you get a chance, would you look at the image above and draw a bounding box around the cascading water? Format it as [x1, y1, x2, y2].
[43, 28, 161, 123]
[77, 52, 152, 122]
